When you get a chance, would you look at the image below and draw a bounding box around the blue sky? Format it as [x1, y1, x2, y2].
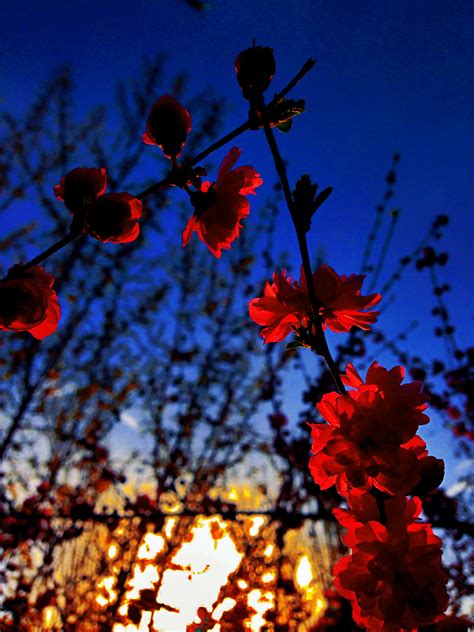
[2, 1, 473, 485]
[2, 0, 472, 318]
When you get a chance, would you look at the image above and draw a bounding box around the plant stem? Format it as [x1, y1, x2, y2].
[136, 58, 316, 201]
[7, 59, 317, 275]
[13, 231, 82, 274]
[276, 58, 316, 102]
[258, 95, 346, 395]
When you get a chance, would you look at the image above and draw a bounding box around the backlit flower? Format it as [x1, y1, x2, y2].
[182, 147, 262, 258]
[0, 266, 60, 339]
[54, 168, 142, 243]
[53, 167, 107, 214]
[333, 501, 448, 630]
[234, 45, 276, 100]
[249, 264, 381, 343]
[309, 362, 430, 496]
[86, 193, 142, 243]
[142, 95, 192, 159]
[248, 269, 310, 343]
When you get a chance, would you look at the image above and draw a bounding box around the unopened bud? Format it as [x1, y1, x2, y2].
[143, 95, 192, 159]
[234, 45, 275, 100]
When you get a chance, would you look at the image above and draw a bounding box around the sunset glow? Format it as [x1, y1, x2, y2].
[96, 516, 244, 630]
[92, 510, 328, 630]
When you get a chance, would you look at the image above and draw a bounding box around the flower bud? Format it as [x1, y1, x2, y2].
[0, 266, 60, 339]
[53, 167, 107, 214]
[85, 193, 142, 243]
[54, 168, 142, 244]
[142, 95, 192, 159]
[234, 45, 275, 100]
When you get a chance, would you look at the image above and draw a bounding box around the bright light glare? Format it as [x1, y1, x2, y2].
[154, 517, 242, 630]
[295, 555, 313, 589]
[248, 516, 265, 537]
[247, 589, 275, 631]
[137, 533, 165, 560]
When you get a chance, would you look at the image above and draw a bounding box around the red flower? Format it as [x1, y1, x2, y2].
[142, 95, 192, 159]
[54, 168, 142, 243]
[249, 265, 381, 343]
[53, 167, 107, 214]
[333, 504, 448, 630]
[0, 266, 60, 339]
[182, 147, 262, 258]
[86, 193, 142, 243]
[248, 269, 310, 342]
[309, 362, 430, 496]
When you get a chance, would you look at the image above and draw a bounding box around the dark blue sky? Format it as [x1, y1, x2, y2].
[2, 0, 472, 324]
[2, 1, 473, 482]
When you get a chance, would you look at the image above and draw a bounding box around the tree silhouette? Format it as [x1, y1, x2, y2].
[0, 54, 471, 631]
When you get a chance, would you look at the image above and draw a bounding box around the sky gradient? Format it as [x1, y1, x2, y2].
[2, 0, 473, 484]
[2, 0, 472, 322]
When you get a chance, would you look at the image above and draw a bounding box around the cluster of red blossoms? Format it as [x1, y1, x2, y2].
[0, 89, 263, 338]
[247, 243, 450, 628]
[0, 45, 457, 631]
[309, 362, 444, 497]
[54, 167, 142, 244]
[0, 167, 143, 339]
[306, 358, 449, 626]
[333, 494, 449, 631]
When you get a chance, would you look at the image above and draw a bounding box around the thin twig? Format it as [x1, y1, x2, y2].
[13, 231, 82, 274]
[5, 59, 317, 273]
[258, 94, 346, 394]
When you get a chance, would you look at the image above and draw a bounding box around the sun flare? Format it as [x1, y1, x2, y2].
[85, 486, 330, 630]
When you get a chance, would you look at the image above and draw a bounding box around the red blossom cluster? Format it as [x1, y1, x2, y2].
[1, 93, 263, 338]
[306, 363, 449, 628]
[54, 167, 142, 243]
[333, 494, 449, 631]
[247, 249, 450, 628]
[245, 193, 450, 628]
[309, 362, 444, 497]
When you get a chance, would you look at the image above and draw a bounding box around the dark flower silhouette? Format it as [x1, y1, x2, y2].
[234, 45, 276, 100]
[143, 95, 192, 159]
[55, 168, 142, 243]
[86, 193, 142, 243]
[0, 266, 60, 339]
[54, 167, 107, 214]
